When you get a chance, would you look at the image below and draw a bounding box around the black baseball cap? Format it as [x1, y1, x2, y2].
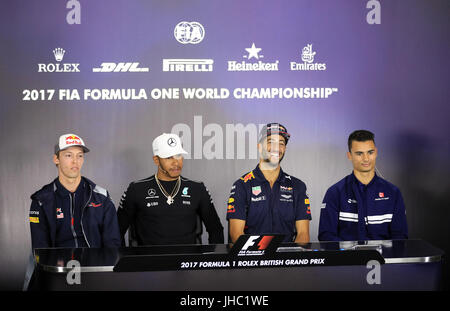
[259, 123, 290, 144]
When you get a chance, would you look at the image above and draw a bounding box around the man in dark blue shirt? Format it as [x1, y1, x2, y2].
[227, 123, 311, 243]
[29, 133, 121, 248]
[318, 130, 408, 241]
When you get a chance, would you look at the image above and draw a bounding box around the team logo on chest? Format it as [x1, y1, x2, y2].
[181, 187, 191, 198]
[56, 207, 64, 219]
[375, 192, 390, 201]
[146, 188, 159, 199]
[280, 185, 293, 193]
[252, 186, 262, 196]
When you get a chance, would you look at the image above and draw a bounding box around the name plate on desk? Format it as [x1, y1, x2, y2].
[113, 235, 385, 272]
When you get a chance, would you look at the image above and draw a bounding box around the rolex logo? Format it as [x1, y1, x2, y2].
[53, 48, 66, 62]
[38, 48, 80, 73]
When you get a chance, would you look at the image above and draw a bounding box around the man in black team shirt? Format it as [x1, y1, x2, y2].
[117, 133, 224, 246]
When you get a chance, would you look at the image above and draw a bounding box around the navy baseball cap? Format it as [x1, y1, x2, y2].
[259, 123, 290, 144]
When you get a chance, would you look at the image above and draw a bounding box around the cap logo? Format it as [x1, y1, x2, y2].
[167, 137, 177, 147]
[65, 135, 82, 145]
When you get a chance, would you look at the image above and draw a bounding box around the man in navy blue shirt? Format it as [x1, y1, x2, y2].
[318, 130, 408, 241]
[227, 123, 311, 243]
[29, 133, 121, 248]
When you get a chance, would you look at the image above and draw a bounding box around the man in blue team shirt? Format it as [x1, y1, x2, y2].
[227, 123, 311, 243]
[29, 133, 121, 248]
[318, 130, 408, 241]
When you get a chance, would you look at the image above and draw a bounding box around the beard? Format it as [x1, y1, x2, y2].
[159, 163, 182, 179]
[260, 148, 284, 168]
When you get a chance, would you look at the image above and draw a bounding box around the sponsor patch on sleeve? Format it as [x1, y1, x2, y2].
[240, 171, 255, 183]
[29, 217, 39, 223]
[227, 204, 235, 213]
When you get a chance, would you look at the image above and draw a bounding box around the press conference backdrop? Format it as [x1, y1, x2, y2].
[0, 0, 449, 290]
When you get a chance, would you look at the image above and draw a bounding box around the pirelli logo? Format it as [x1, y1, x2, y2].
[163, 59, 213, 72]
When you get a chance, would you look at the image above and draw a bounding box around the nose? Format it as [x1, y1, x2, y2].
[171, 157, 182, 167]
[73, 155, 82, 164]
[269, 142, 282, 152]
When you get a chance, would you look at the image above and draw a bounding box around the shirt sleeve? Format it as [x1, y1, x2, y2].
[197, 183, 224, 244]
[226, 179, 248, 221]
[318, 187, 342, 241]
[116, 183, 136, 244]
[101, 193, 122, 247]
[29, 199, 51, 249]
[294, 181, 312, 221]
[390, 188, 408, 239]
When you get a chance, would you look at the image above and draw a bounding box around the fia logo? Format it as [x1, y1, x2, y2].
[174, 21, 205, 44]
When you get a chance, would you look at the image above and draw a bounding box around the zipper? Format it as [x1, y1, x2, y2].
[80, 186, 92, 248]
[69, 193, 79, 248]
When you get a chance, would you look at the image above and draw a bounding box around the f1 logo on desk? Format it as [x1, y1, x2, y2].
[230, 234, 284, 257]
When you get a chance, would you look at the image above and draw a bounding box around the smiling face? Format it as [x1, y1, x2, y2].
[153, 154, 184, 180]
[347, 140, 377, 174]
[53, 146, 85, 181]
[258, 134, 286, 168]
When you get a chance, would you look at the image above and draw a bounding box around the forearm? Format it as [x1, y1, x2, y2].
[294, 220, 310, 243]
[229, 219, 245, 243]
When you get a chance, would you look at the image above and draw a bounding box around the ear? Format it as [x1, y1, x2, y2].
[153, 156, 160, 166]
[346, 151, 352, 161]
[53, 154, 59, 165]
[257, 143, 263, 153]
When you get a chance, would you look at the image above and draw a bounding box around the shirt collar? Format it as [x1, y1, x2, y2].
[351, 171, 378, 189]
[254, 164, 287, 183]
[54, 177, 85, 196]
